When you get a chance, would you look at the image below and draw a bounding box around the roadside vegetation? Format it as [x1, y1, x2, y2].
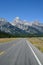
[0, 38, 16, 43]
[28, 37, 43, 52]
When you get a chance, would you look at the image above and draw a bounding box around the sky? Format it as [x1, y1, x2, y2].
[0, 0, 43, 23]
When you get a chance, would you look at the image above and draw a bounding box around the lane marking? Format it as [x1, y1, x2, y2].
[0, 51, 5, 55]
[26, 40, 42, 65]
[0, 44, 16, 56]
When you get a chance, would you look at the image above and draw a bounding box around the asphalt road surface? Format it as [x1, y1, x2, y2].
[0, 38, 42, 65]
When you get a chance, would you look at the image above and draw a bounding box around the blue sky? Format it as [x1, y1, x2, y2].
[0, 0, 43, 23]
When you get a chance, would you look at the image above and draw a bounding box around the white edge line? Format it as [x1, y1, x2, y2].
[26, 40, 42, 65]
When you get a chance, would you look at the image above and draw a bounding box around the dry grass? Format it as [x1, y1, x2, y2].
[0, 38, 16, 43]
[28, 37, 43, 52]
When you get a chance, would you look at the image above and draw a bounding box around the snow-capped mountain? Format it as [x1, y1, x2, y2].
[0, 18, 7, 26]
[12, 17, 43, 33]
[12, 17, 33, 30]
[0, 18, 28, 36]
[12, 17, 43, 26]
[12, 17, 32, 26]
[0, 17, 43, 37]
[12, 17, 23, 26]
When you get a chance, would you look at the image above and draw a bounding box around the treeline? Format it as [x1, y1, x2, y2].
[0, 31, 14, 38]
[14, 34, 43, 37]
[0, 31, 43, 38]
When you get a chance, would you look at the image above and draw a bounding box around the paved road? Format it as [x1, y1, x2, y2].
[0, 38, 42, 65]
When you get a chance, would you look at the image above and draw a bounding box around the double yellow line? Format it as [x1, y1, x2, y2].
[0, 51, 5, 55]
[0, 44, 16, 56]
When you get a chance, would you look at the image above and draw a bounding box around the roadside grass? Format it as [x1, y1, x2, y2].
[28, 37, 43, 52]
[0, 38, 16, 43]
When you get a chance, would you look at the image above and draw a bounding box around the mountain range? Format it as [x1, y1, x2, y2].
[0, 17, 43, 37]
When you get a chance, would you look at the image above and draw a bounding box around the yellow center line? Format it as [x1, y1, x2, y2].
[0, 44, 16, 56]
[0, 51, 5, 55]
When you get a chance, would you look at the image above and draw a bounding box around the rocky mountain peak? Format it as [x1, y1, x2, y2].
[32, 20, 40, 25]
[0, 18, 8, 26]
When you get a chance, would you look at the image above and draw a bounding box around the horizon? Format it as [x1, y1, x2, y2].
[0, 0, 43, 23]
